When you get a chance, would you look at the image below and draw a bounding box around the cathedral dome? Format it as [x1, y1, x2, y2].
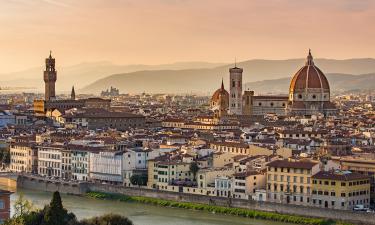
[289, 50, 330, 93]
[211, 80, 229, 102]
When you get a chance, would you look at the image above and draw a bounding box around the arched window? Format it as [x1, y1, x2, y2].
[298, 94, 303, 99]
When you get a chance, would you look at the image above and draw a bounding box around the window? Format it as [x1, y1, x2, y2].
[0, 200, 4, 209]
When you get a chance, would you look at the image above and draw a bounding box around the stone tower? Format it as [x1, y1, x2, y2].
[229, 64, 243, 115]
[44, 51, 57, 101]
[242, 90, 254, 115]
[71, 86, 76, 100]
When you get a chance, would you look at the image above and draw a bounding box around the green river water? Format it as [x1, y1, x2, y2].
[2, 185, 292, 225]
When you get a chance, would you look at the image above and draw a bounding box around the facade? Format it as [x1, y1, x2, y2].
[89, 151, 123, 184]
[232, 170, 267, 199]
[0, 190, 12, 223]
[247, 95, 288, 116]
[229, 66, 243, 115]
[339, 157, 375, 204]
[44, 52, 57, 101]
[266, 159, 320, 206]
[10, 143, 38, 173]
[288, 50, 337, 116]
[311, 171, 371, 210]
[64, 109, 145, 131]
[38, 145, 63, 177]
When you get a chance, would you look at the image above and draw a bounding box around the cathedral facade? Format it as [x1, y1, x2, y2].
[210, 50, 337, 118]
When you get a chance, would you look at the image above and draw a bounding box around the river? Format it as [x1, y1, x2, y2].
[2, 185, 291, 225]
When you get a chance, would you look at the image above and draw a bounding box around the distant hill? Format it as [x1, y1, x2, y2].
[0, 61, 225, 92]
[244, 73, 375, 95]
[82, 58, 375, 94]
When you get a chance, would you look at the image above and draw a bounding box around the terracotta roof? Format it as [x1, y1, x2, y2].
[312, 171, 369, 181]
[267, 159, 318, 169]
[289, 50, 330, 92]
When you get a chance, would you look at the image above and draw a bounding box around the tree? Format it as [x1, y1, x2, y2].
[13, 194, 33, 217]
[43, 191, 76, 225]
[79, 214, 133, 225]
[189, 162, 199, 181]
[129, 174, 147, 186]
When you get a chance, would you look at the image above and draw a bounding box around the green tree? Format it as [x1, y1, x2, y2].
[43, 191, 76, 225]
[13, 194, 33, 217]
[189, 162, 199, 181]
[79, 214, 133, 225]
[129, 174, 147, 186]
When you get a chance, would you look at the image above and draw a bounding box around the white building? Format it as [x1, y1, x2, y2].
[38, 145, 63, 177]
[89, 151, 123, 184]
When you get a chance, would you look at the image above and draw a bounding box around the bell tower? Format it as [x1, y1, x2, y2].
[44, 51, 57, 101]
[229, 62, 243, 115]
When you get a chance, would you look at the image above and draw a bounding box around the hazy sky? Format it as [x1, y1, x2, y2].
[1, 0, 375, 73]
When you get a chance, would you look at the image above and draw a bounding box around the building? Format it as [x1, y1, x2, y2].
[0, 111, 15, 128]
[89, 151, 123, 184]
[209, 49, 336, 117]
[266, 159, 320, 206]
[0, 190, 12, 223]
[123, 148, 150, 186]
[229, 65, 243, 115]
[210, 79, 229, 118]
[243, 94, 288, 116]
[44, 51, 57, 101]
[288, 50, 337, 116]
[339, 156, 375, 204]
[34, 52, 112, 116]
[10, 142, 38, 173]
[64, 109, 145, 131]
[232, 170, 266, 199]
[38, 145, 63, 177]
[311, 171, 371, 210]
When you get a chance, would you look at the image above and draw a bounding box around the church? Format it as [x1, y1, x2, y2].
[210, 50, 337, 118]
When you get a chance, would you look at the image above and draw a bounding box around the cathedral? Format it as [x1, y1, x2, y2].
[210, 50, 337, 118]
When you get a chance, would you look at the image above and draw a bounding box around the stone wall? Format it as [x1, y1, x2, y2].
[17, 175, 375, 225]
[17, 176, 88, 195]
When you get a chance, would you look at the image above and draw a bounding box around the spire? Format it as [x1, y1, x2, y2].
[305, 48, 314, 66]
[221, 78, 224, 90]
[234, 57, 237, 68]
[71, 85, 76, 100]
[49, 50, 52, 58]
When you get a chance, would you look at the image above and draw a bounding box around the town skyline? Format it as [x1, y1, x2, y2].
[1, 0, 375, 73]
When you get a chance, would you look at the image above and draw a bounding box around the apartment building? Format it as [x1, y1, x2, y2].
[266, 159, 320, 206]
[311, 171, 371, 210]
[10, 142, 37, 173]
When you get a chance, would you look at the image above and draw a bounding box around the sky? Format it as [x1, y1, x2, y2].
[1, 0, 375, 73]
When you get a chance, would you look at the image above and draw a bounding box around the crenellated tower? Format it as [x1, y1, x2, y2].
[44, 51, 57, 101]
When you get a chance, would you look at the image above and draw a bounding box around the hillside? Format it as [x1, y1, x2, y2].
[82, 58, 375, 94]
[0, 61, 225, 92]
[244, 73, 375, 95]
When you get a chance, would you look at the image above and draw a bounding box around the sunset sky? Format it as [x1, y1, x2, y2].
[1, 0, 375, 73]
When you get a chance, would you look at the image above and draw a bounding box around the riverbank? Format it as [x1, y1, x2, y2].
[17, 175, 375, 225]
[85, 191, 349, 225]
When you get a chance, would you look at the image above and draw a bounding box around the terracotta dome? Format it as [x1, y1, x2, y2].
[289, 50, 330, 93]
[211, 80, 229, 102]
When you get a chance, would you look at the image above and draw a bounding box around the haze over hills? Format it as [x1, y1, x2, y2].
[244, 73, 375, 95]
[0, 61, 225, 92]
[82, 58, 375, 94]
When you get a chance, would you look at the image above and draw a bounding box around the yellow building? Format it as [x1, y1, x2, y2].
[339, 156, 375, 203]
[10, 142, 38, 173]
[266, 159, 320, 206]
[311, 171, 370, 210]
